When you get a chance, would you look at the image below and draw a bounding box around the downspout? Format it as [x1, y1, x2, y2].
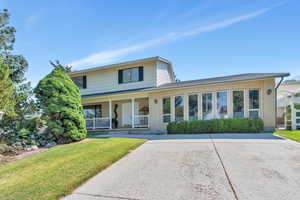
[275, 76, 284, 128]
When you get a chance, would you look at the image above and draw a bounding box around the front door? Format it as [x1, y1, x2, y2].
[122, 102, 132, 127]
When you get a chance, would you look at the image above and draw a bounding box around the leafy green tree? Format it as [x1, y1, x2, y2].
[0, 58, 15, 116]
[34, 62, 87, 143]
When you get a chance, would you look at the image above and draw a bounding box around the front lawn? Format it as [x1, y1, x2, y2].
[274, 130, 300, 142]
[0, 138, 146, 200]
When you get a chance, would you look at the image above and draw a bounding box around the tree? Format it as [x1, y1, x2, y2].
[0, 9, 36, 123]
[34, 62, 87, 143]
[0, 58, 15, 116]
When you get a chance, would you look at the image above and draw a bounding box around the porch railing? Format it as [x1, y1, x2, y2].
[134, 115, 149, 128]
[296, 109, 300, 129]
[86, 115, 149, 129]
[85, 117, 110, 129]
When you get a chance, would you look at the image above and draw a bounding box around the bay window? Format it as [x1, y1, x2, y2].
[188, 94, 198, 120]
[162, 97, 171, 123]
[202, 93, 213, 120]
[249, 89, 260, 118]
[175, 96, 184, 121]
[216, 91, 228, 119]
[233, 91, 244, 118]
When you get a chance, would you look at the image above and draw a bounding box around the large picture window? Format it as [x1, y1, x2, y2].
[189, 94, 198, 120]
[249, 89, 260, 118]
[202, 93, 213, 120]
[217, 91, 228, 119]
[162, 97, 171, 123]
[233, 91, 244, 118]
[175, 96, 184, 121]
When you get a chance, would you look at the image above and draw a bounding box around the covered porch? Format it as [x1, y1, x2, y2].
[83, 97, 149, 130]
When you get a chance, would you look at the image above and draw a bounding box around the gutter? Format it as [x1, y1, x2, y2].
[275, 76, 286, 128]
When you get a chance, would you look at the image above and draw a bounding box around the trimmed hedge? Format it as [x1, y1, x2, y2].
[167, 118, 264, 134]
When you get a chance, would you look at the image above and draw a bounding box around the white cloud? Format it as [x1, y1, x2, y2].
[69, 5, 279, 68]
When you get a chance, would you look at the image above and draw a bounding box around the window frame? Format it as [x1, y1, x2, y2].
[216, 90, 228, 119]
[174, 95, 184, 122]
[232, 90, 245, 118]
[118, 66, 143, 84]
[71, 75, 87, 89]
[202, 92, 213, 120]
[188, 94, 198, 120]
[249, 89, 260, 118]
[162, 97, 171, 123]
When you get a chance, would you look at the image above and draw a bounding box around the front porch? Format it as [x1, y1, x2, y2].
[83, 97, 149, 130]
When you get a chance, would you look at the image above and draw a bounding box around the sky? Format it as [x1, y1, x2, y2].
[1, 0, 300, 86]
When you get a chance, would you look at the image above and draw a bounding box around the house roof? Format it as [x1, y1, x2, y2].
[148, 73, 290, 91]
[69, 56, 173, 75]
[82, 72, 289, 98]
[81, 87, 153, 98]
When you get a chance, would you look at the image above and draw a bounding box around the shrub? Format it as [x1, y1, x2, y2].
[167, 118, 264, 134]
[34, 63, 87, 143]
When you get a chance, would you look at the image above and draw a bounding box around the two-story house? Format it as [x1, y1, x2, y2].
[69, 56, 289, 133]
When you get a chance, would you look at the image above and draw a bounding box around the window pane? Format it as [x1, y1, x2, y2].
[163, 115, 171, 123]
[189, 95, 198, 120]
[83, 106, 95, 118]
[175, 96, 184, 121]
[217, 91, 228, 119]
[131, 68, 139, 82]
[249, 110, 259, 118]
[233, 91, 244, 118]
[249, 89, 259, 109]
[123, 69, 131, 83]
[296, 112, 300, 117]
[163, 97, 171, 114]
[202, 93, 213, 120]
[95, 105, 102, 118]
[71, 76, 83, 89]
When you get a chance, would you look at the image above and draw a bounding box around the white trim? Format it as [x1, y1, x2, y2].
[109, 100, 112, 129]
[174, 95, 185, 122]
[132, 98, 135, 128]
[216, 90, 229, 119]
[162, 96, 172, 123]
[248, 88, 261, 118]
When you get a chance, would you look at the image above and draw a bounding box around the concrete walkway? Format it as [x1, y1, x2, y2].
[63, 134, 300, 200]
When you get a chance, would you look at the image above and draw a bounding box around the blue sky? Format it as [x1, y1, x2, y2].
[1, 0, 300, 86]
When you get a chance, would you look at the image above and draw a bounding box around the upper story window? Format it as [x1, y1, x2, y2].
[118, 66, 144, 84]
[71, 76, 87, 89]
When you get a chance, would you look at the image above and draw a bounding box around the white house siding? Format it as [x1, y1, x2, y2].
[73, 60, 157, 96]
[156, 61, 173, 86]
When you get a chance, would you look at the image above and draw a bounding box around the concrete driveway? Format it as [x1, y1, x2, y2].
[64, 134, 300, 200]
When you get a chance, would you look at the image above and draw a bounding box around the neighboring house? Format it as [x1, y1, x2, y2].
[69, 56, 289, 133]
[277, 80, 300, 130]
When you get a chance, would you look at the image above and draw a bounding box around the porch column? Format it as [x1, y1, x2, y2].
[109, 100, 112, 129]
[292, 103, 296, 130]
[132, 98, 135, 128]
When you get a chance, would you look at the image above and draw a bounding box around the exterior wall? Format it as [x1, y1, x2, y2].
[156, 61, 174, 86]
[81, 78, 276, 132]
[148, 78, 276, 131]
[71, 60, 157, 96]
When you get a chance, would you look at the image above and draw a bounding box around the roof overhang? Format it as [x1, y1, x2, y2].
[69, 56, 173, 76]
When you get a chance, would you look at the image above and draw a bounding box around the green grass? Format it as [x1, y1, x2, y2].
[0, 137, 146, 200]
[274, 130, 300, 142]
